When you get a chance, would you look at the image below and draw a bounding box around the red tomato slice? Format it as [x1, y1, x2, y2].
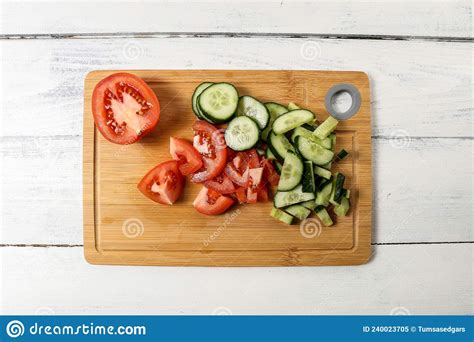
[92, 72, 160, 145]
[225, 163, 249, 187]
[169, 137, 202, 176]
[261, 158, 280, 187]
[235, 187, 247, 204]
[193, 187, 234, 215]
[137, 160, 184, 205]
[246, 188, 258, 204]
[203, 174, 236, 194]
[191, 120, 227, 183]
[257, 185, 269, 202]
[247, 149, 260, 168]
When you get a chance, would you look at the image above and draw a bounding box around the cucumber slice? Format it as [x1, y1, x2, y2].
[224, 116, 260, 151]
[268, 131, 295, 162]
[315, 181, 333, 207]
[265, 148, 276, 160]
[343, 189, 351, 199]
[291, 126, 332, 149]
[334, 197, 350, 217]
[301, 200, 317, 210]
[237, 96, 269, 130]
[262, 102, 288, 141]
[315, 207, 333, 226]
[335, 149, 349, 161]
[314, 165, 332, 180]
[295, 136, 334, 166]
[272, 109, 315, 134]
[313, 116, 338, 140]
[284, 204, 311, 220]
[270, 208, 294, 225]
[302, 161, 316, 193]
[287, 102, 300, 111]
[198, 83, 239, 123]
[274, 185, 315, 208]
[321, 161, 332, 170]
[330, 133, 337, 152]
[192, 82, 213, 119]
[278, 151, 303, 191]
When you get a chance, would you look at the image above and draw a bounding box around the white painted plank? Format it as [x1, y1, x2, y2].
[1, 0, 471, 38]
[0, 244, 471, 314]
[1, 38, 472, 138]
[1, 136, 471, 245]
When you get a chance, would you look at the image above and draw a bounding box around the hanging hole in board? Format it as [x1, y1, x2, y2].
[325, 84, 361, 121]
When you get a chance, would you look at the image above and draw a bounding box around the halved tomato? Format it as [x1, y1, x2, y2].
[92, 72, 160, 145]
[203, 174, 236, 194]
[169, 137, 202, 176]
[193, 187, 234, 215]
[137, 160, 184, 205]
[191, 120, 227, 183]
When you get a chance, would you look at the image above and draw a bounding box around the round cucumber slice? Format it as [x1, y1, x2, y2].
[192, 82, 213, 119]
[224, 116, 260, 151]
[237, 96, 269, 130]
[198, 83, 239, 123]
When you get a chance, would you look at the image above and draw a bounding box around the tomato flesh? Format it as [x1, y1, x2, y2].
[137, 160, 184, 205]
[169, 137, 202, 176]
[92, 72, 160, 145]
[193, 187, 234, 215]
[191, 120, 227, 183]
[204, 174, 236, 194]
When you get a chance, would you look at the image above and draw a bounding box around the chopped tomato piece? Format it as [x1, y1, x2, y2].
[224, 163, 249, 187]
[137, 160, 184, 205]
[92, 72, 160, 145]
[247, 149, 260, 168]
[261, 158, 280, 186]
[169, 137, 202, 176]
[257, 185, 269, 202]
[235, 187, 247, 204]
[246, 188, 258, 204]
[248, 167, 264, 191]
[191, 121, 227, 183]
[203, 174, 236, 194]
[193, 187, 234, 215]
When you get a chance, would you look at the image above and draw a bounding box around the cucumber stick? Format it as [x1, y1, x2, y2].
[278, 151, 304, 191]
[270, 208, 294, 225]
[287, 102, 300, 111]
[315, 207, 334, 226]
[291, 126, 332, 149]
[314, 165, 331, 180]
[274, 185, 315, 208]
[334, 197, 350, 217]
[302, 160, 316, 193]
[284, 204, 311, 220]
[313, 116, 338, 139]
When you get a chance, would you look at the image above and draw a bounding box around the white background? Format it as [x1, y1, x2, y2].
[0, 0, 472, 315]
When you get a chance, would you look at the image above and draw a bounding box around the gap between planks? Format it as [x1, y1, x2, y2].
[1, 242, 473, 248]
[0, 32, 473, 43]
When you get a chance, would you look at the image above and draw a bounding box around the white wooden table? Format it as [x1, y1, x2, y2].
[0, 0, 472, 315]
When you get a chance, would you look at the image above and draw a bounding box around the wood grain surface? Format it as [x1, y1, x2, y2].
[83, 70, 372, 266]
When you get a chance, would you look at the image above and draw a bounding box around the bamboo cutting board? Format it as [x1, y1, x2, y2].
[83, 70, 372, 266]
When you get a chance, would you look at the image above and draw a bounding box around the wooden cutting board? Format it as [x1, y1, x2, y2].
[83, 70, 372, 266]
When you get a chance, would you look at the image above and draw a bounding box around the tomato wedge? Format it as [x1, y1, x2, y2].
[137, 160, 184, 205]
[169, 137, 202, 176]
[92, 72, 160, 145]
[261, 158, 280, 187]
[203, 174, 236, 194]
[191, 120, 227, 183]
[193, 187, 234, 215]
